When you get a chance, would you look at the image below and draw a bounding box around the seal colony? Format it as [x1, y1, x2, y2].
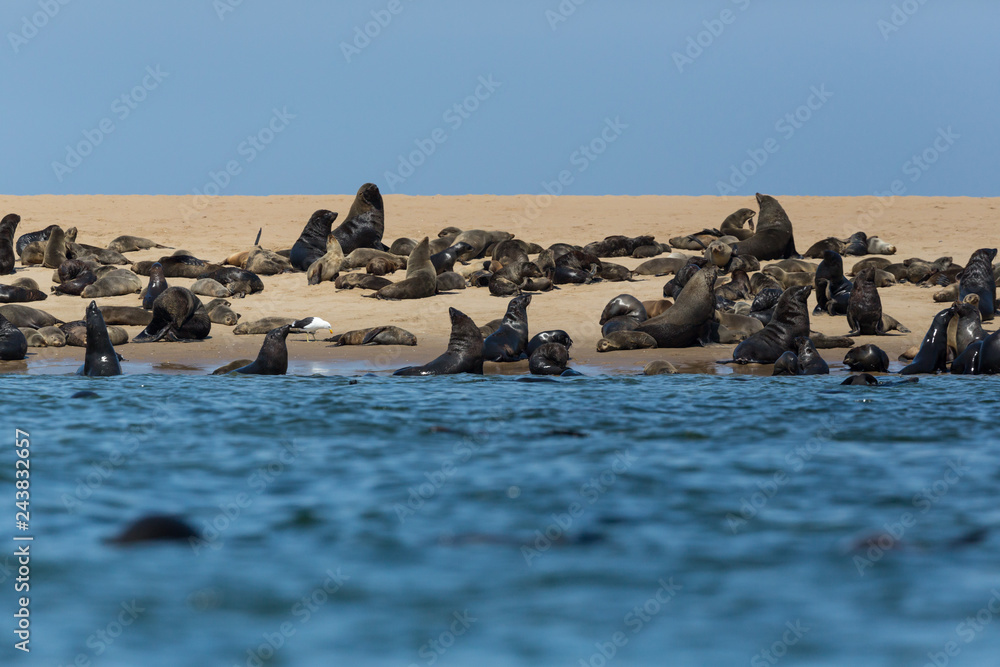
[0, 188, 998, 379]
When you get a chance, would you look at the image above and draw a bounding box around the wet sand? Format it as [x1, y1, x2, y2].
[1, 193, 997, 375]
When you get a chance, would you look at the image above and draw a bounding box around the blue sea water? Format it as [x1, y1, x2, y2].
[1, 371, 999, 666]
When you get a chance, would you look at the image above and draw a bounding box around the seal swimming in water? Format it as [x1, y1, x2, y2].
[370, 237, 437, 300]
[899, 306, 955, 375]
[846, 268, 884, 335]
[959, 248, 997, 322]
[529, 343, 573, 375]
[772, 351, 801, 376]
[0, 214, 20, 275]
[79, 301, 122, 377]
[636, 266, 717, 348]
[731, 194, 798, 261]
[0, 312, 27, 360]
[394, 308, 483, 376]
[730, 285, 811, 364]
[133, 287, 211, 342]
[794, 336, 829, 375]
[331, 183, 387, 255]
[142, 262, 168, 310]
[290, 210, 339, 271]
[234, 325, 291, 375]
[483, 294, 532, 362]
[108, 515, 199, 544]
[843, 344, 889, 372]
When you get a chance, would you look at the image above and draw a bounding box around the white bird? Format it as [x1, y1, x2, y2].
[292, 317, 333, 342]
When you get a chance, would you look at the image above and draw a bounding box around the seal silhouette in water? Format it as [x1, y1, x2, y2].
[234, 325, 291, 375]
[108, 515, 199, 544]
[394, 308, 483, 376]
[79, 301, 122, 377]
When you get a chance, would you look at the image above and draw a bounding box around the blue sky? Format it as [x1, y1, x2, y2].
[1, 0, 996, 196]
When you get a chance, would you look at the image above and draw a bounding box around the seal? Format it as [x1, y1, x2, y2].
[290, 210, 338, 271]
[142, 262, 168, 310]
[367, 257, 397, 276]
[42, 226, 67, 269]
[600, 294, 648, 336]
[0, 304, 60, 329]
[197, 267, 263, 297]
[529, 342, 573, 375]
[340, 248, 405, 271]
[234, 325, 291, 375]
[0, 312, 27, 360]
[98, 306, 153, 326]
[371, 237, 437, 300]
[234, 317, 297, 335]
[597, 330, 657, 352]
[731, 194, 797, 261]
[772, 351, 801, 376]
[68, 243, 129, 266]
[132, 255, 222, 279]
[636, 266, 717, 348]
[360, 326, 417, 346]
[394, 308, 483, 376]
[715, 270, 752, 302]
[951, 340, 983, 375]
[846, 268, 883, 335]
[634, 257, 687, 276]
[643, 360, 677, 375]
[190, 278, 231, 298]
[453, 230, 514, 261]
[79, 301, 123, 376]
[20, 327, 44, 347]
[211, 359, 253, 375]
[705, 240, 733, 269]
[720, 208, 755, 240]
[483, 294, 532, 362]
[795, 336, 829, 374]
[642, 299, 673, 318]
[80, 269, 143, 299]
[106, 236, 172, 253]
[0, 285, 46, 303]
[436, 271, 467, 291]
[527, 330, 573, 356]
[307, 235, 345, 285]
[0, 213, 20, 276]
[814, 250, 852, 315]
[37, 325, 66, 347]
[843, 344, 889, 372]
[899, 306, 955, 375]
[332, 183, 387, 255]
[431, 242, 474, 274]
[245, 246, 292, 275]
[15, 223, 56, 256]
[843, 231, 869, 256]
[584, 235, 655, 258]
[730, 285, 812, 363]
[390, 237, 417, 256]
[133, 287, 211, 342]
[108, 514, 199, 544]
[959, 248, 997, 322]
[334, 274, 392, 291]
[204, 299, 240, 326]
[867, 237, 896, 255]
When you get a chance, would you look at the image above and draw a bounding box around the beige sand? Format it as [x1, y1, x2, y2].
[1, 194, 996, 375]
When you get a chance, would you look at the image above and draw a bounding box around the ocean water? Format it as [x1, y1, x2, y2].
[2, 371, 999, 666]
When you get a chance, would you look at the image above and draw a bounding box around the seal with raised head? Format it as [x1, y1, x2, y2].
[133, 287, 211, 342]
[205, 299, 240, 326]
[306, 235, 344, 285]
[0, 214, 19, 275]
[636, 266, 717, 348]
[79, 301, 123, 376]
[42, 226, 67, 269]
[772, 351, 801, 376]
[290, 210, 338, 271]
[731, 194, 797, 261]
[720, 208, 755, 240]
[795, 337, 829, 375]
[394, 308, 483, 376]
[332, 183, 387, 255]
[959, 248, 997, 322]
[142, 262, 168, 310]
[814, 250, 852, 314]
[483, 294, 532, 362]
[371, 237, 436, 300]
[844, 344, 889, 372]
[846, 268, 883, 335]
[234, 325, 291, 375]
[731, 285, 812, 363]
[899, 306, 955, 375]
[0, 312, 27, 360]
[431, 242, 474, 275]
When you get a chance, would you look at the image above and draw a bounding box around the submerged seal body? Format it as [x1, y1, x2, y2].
[843, 344, 889, 372]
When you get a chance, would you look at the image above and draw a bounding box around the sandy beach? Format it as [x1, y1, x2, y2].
[1, 193, 996, 375]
